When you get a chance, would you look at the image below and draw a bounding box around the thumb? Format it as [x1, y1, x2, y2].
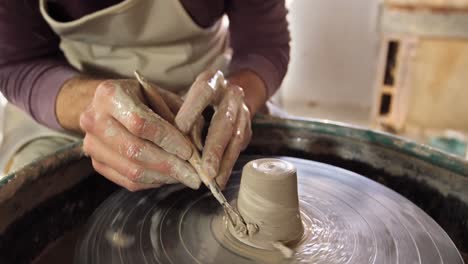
[135, 71, 175, 123]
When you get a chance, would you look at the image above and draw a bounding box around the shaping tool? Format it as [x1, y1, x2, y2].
[134, 71, 250, 235]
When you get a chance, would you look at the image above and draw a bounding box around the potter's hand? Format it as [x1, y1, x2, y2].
[175, 71, 252, 189]
[80, 79, 201, 191]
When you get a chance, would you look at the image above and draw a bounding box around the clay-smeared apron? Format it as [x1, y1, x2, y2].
[1, 0, 230, 176]
[39, 0, 230, 92]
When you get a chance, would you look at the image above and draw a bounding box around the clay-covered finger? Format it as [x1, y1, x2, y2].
[151, 87, 205, 149]
[157, 88, 184, 114]
[83, 114, 201, 188]
[156, 88, 205, 151]
[138, 78, 175, 124]
[195, 69, 218, 82]
[202, 88, 242, 179]
[92, 159, 162, 192]
[99, 81, 192, 160]
[83, 134, 179, 185]
[216, 107, 250, 189]
[240, 105, 252, 150]
[190, 116, 205, 151]
[175, 71, 225, 133]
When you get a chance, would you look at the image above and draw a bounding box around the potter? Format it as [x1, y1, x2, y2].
[0, 0, 289, 192]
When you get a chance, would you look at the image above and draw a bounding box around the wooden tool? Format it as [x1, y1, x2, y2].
[134, 70, 250, 235]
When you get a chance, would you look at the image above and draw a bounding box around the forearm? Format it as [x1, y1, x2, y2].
[0, 58, 78, 129]
[58, 71, 267, 133]
[227, 0, 290, 99]
[56, 76, 103, 133]
[227, 69, 267, 117]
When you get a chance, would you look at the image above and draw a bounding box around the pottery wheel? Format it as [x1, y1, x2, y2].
[75, 156, 463, 264]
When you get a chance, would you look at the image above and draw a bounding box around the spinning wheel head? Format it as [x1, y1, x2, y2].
[76, 156, 464, 264]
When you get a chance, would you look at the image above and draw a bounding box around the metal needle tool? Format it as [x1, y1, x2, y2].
[134, 71, 249, 235]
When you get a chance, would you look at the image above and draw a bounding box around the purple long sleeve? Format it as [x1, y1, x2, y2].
[0, 1, 78, 129]
[0, 0, 290, 130]
[0, 59, 77, 130]
[182, 0, 291, 97]
[227, 0, 290, 97]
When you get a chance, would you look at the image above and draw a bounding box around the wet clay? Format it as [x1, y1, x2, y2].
[231, 159, 304, 250]
[211, 210, 292, 263]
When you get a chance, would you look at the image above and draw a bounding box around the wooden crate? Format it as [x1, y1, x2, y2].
[385, 0, 468, 10]
[372, 35, 417, 132]
[373, 4, 468, 133]
[373, 36, 468, 132]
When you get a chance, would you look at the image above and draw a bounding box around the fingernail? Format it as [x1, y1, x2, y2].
[215, 177, 226, 190]
[202, 158, 217, 180]
[139, 170, 178, 184]
[175, 118, 191, 134]
[174, 139, 192, 160]
[167, 145, 191, 161]
[177, 166, 201, 189]
[181, 145, 193, 160]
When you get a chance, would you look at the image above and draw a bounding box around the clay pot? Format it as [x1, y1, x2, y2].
[235, 158, 304, 249]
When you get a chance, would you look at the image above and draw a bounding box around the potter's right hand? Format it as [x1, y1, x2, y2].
[80, 79, 201, 191]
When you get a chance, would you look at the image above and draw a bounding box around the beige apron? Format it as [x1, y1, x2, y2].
[39, 0, 231, 92]
[1, 0, 231, 176]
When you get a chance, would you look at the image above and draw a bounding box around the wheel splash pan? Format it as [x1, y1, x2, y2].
[0, 115, 466, 263]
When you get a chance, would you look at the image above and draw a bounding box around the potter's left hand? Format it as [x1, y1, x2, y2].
[176, 70, 266, 189]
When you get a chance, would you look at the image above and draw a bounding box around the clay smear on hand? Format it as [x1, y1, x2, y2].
[108, 81, 200, 188]
[111, 82, 192, 160]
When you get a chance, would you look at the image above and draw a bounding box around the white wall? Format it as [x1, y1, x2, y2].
[280, 0, 381, 108]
